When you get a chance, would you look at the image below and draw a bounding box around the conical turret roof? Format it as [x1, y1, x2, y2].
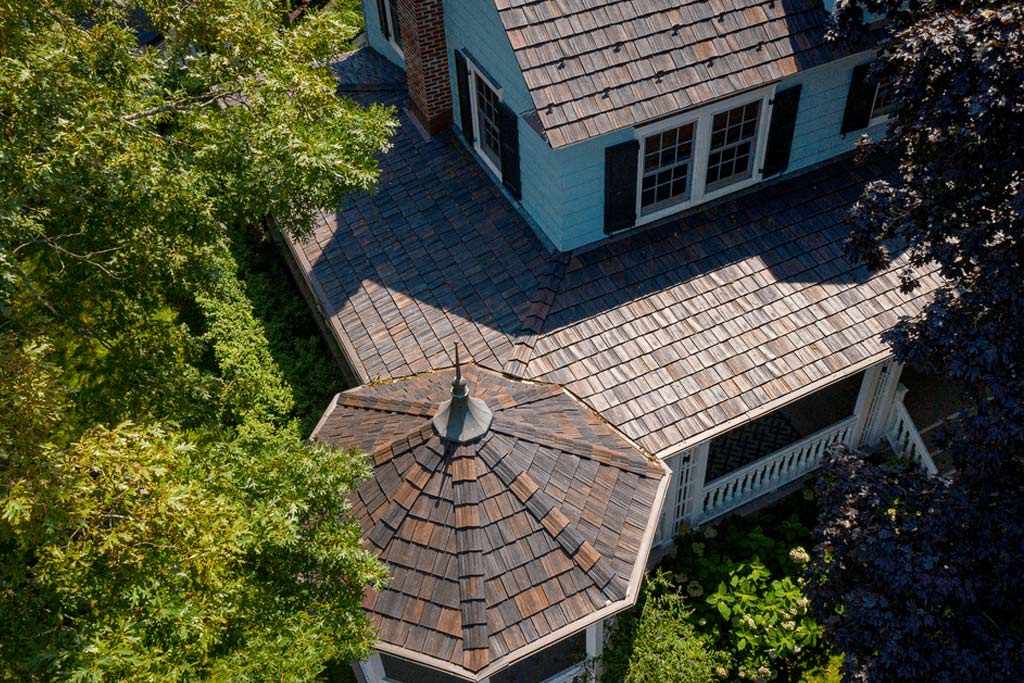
[313, 365, 669, 681]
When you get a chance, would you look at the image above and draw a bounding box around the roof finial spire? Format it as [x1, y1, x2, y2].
[432, 344, 493, 443]
[452, 343, 467, 398]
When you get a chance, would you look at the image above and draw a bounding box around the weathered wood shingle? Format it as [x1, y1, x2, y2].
[295, 49, 938, 470]
[312, 365, 667, 680]
[493, 0, 851, 148]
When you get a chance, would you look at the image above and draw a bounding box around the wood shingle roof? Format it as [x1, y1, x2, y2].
[312, 365, 668, 680]
[290, 49, 938, 463]
[494, 0, 846, 147]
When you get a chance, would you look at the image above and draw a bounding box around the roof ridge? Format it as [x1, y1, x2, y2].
[490, 383, 563, 411]
[367, 422, 436, 467]
[337, 392, 438, 418]
[451, 443, 490, 672]
[478, 437, 622, 603]
[491, 417, 660, 478]
[503, 252, 570, 377]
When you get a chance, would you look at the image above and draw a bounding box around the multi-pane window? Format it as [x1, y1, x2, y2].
[640, 122, 695, 213]
[474, 74, 502, 171]
[870, 81, 895, 122]
[705, 101, 761, 191]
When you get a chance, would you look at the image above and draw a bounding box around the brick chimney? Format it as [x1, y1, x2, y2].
[396, 0, 453, 134]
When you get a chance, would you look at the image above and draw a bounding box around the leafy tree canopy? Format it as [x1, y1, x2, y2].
[807, 447, 1024, 683]
[809, 1, 1024, 680]
[1, 1, 394, 679]
[834, 0, 1024, 473]
[0, 339, 387, 680]
[0, 0, 395, 431]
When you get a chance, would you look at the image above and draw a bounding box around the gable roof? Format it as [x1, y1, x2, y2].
[291, 50, 938, 462]
[312, 365, 668, 681]
[495, 0, 845, 148]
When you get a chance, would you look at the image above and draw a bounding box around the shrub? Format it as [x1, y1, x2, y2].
[660, 493, 831, 681]
[602, 571, 726, 683]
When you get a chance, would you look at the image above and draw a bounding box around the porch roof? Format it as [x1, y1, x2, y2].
[311, 364, 668, 681]
[292, 49, 939, 459]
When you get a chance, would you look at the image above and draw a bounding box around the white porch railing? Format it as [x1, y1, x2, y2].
[886, 385, 938, 475]
[700, 416, 858, 523]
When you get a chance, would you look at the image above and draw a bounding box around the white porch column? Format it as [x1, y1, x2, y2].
[856, 358, 905, 448]
[586, 620, 605, 681]
[683, 442, 710, 525]
[850, 363, 884, 446]
[358, 653, 386, 683]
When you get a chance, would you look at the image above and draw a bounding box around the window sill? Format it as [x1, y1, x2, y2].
[636, 172, 761, 228]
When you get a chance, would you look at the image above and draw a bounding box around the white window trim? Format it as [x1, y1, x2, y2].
[381, 0, 403, 59]
[466, 61, 505, 181]
[868, 82, 892, 128]
[634, 84, 776, 228]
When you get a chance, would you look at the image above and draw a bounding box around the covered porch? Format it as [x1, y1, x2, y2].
[655, 359, 947, 542]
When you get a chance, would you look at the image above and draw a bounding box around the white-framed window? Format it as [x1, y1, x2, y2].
[634, 85, 774, 226]
[640, 122, 696, 214]
[869, 81, 895, 126]
[467, 63, 504, 180]
[382, 0, 403, 57]
[705, 100, 761, 192]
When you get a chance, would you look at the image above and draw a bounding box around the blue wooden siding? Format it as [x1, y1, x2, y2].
[538, 50, 884, 251]
[779, 52, 886, 173]
[442, 0, 577, 250]
[360, 0, 404, 68]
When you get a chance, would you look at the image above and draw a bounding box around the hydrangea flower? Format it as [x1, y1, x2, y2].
[789, 546, 810, 563]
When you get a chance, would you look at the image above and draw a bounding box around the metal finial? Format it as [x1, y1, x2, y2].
[432, 344, 493, 444]
[452, 344, 467, 398]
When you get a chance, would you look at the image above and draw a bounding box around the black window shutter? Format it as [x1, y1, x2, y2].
[497, 103, 521, 200]
[841, 63, 875, 135]
[376, 0, 390, 40]
[604, 140, 640, 234]
[454, 52, 474, 145]
[761, 85, 802, 178]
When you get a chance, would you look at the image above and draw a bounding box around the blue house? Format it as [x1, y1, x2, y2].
[292, 2, 948, 682]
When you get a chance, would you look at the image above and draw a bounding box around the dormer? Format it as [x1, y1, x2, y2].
[361, 0, 890, 251]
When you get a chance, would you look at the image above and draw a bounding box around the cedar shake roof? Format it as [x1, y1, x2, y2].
[494, 0, 848, 148]
[290, 50, 938, 461]
[311, 365, 669, 681]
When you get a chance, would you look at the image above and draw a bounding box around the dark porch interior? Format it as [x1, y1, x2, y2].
[899, 367, 970, 472]
[706, 370, 864, 481]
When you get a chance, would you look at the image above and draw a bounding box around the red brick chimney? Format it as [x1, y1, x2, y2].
[396, 0, 453, 134]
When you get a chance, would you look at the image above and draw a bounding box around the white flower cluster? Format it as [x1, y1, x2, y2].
[788, 546, 810, 564]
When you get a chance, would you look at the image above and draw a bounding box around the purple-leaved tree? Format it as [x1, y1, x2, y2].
[808, 1, 1024, 681]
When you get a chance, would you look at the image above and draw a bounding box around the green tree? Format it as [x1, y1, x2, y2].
[1, 337, 387, 681]
[0, 0, 395, 429]
[602, 571, 727, 683]
[0, 1, 394, 679]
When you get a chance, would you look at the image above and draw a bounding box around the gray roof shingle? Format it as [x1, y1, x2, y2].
[291, 50, 938, 460]
[494, 0, 852, 148]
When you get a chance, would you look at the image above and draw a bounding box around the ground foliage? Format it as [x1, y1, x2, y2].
[0, 1, 390, 680]
[611, 494, 829, 683]
[813, 0, 1024, 680]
